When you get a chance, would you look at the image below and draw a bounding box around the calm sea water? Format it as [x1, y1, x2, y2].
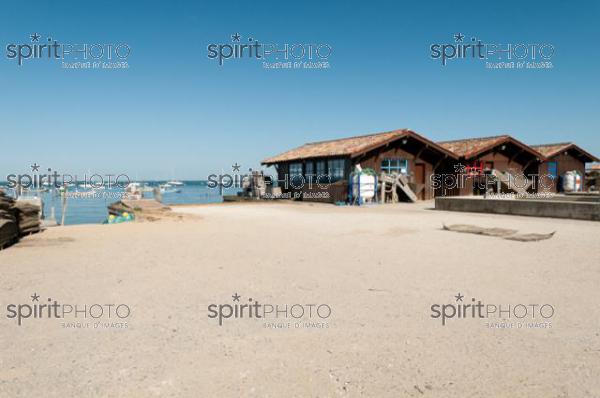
[0, 181, 240, 225]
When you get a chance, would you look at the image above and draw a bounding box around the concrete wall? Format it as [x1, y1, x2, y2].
[435, 197, 600, 221]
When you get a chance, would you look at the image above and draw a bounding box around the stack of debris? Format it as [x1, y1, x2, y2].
[586, 165, 600, 192]
[242, 171, 270, 198]
[108, 199, 173, 222]
[224, 171, 274, 201]
[13, 200, 43, 236]
[0, 191, 19, 249]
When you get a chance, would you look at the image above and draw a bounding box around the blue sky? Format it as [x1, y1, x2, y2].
[1, 0, 598, 179]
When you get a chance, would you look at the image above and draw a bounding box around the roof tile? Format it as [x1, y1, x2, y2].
[262, 129, 454, 164]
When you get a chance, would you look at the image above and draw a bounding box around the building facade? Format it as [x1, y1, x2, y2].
[437, 135, 545, 196]
[262, 129, 599, 202]
[531, 143, 599, 192]
[261, 129, 457, 202]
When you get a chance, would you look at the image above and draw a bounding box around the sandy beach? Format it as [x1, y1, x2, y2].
[1, 201, 599, 397]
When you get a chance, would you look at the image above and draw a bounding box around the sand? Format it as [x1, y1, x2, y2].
[0, 201, 599, 397]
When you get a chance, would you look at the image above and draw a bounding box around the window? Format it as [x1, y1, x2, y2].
[381, 158, 408, 174]
[304, 161, 315, 176]
[327, 159, 346, 182]
[316, 161, 326, 175]
[315, 160, 328, 184]
[304, 160, 315, 183]
[289, 162, 303, 176]
[289, 162, 304, 188]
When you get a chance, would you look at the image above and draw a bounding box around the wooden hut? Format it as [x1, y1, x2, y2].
[531, 143, 599, 192]
[261, 129, 458, 203]
[437, 135, 545, 196]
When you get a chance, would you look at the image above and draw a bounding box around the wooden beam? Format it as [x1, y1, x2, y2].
[414, 144, 427, 162]
[433, 154, 448, 171]
[523, 158, 537, 170]
[508, 148, 524, 165]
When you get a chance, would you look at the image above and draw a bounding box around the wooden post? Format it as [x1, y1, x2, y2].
[60, 186, 68, 225]
[153, 187, 163, 203]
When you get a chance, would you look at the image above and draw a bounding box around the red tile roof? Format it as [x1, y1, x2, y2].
[261, 130, 598, 166]
[261, 129, 457, 164]
[531, 143, 599, 162]
[438, 135, 544, 160]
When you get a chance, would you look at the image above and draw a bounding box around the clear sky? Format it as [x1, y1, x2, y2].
[1, 0, 598, 180]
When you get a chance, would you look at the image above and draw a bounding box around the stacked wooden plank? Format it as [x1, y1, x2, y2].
[13, 200, 42, 235]
[378, 173, 417, 203]
[0, 191, 19, 249]
[490, 169, 532, 195]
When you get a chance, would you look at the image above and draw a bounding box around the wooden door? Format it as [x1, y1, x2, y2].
[414, 163, 426, 199]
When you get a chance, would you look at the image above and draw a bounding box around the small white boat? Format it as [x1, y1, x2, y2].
[159, 183, 181, 194]
[167, 180, 184, 186]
